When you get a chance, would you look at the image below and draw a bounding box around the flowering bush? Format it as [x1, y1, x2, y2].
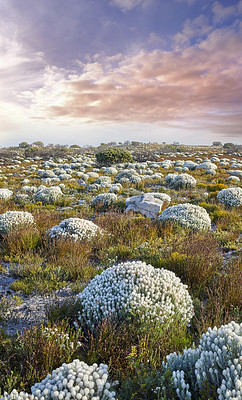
[228, 170, 242, 178]
[103, 167, 118, 175]
[77, 261, 194, 328]
[34, 186, 63, 204]
[92, 193, 117, 207]
[227, 176, 240, 182]
[165, 173, 178, 185]
[183, 161, 198, 171]
[47, 218, 102, 241]
[196, 161, 217, 171]
[0, 188, 13, 200]
[163, 321, 242, 400]
[168, 174, 197, 190]
[217, 187, 242, 207]
[0, 211, 35, 235]
[1, 360, 116, 400]
[21, 185, 37, 195]
[95, 176, 112, 186]
[115, 169, 142, 184]
[109, 184, 122, 194]
[159, 203, 211, 231]
[161, 160, 173, 169]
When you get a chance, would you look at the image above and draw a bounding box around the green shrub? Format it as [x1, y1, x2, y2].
[96, 148, 132, 166]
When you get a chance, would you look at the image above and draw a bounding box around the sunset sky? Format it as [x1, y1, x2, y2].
[0, 0, 242, 146]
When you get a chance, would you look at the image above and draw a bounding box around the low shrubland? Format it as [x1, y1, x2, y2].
[0, 143, 241, 399]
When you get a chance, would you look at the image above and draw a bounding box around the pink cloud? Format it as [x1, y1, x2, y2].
[23, 25, 242, 138]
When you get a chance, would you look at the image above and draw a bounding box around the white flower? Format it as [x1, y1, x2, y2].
[77, 261, 194, 327]
[159, 203, 211, 231]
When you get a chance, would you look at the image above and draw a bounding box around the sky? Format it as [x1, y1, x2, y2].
[0, 0, 242, 147]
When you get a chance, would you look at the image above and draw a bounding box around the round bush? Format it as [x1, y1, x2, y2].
[92, 193, 117, 207]
[34, 186, 63, 204]
[0, 211, 35, 235]
[47, 218, 102, 241]
[217, 187, 242, 207]
[1, 360, 116, 400]
[115, 169, 142, 185]
[0, 189, 13, 201]
[159, 203, 211, 231]
[163, 321, 242, 400]
[165, 173, 178, 185]
[169, 174, 197, 190]
[77, 261, 194, 328]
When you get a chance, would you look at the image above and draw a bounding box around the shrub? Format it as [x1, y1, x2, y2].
[47, 218, 102, 241]
[1, 360, 116, 400]
[0, 189, 13, 201]
[159, 203, 211, 231]
[77, 260, 194, 328]
[206, 183, 228, 192]
[0, 211, 35, 235]
[217, 187, 242, 207]
[92, 193, 117, 208]
[96, 148, 132, 166]
[34, 186, 63, 204]
[163, 321, 242, 400]
[169, 174, 197, 190]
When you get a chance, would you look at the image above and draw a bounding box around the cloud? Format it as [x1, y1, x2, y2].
[212, 0, 242, 24]
[109, 0, 151, 12]
[0, 22, 46, 103]
[173, 15, 212, 46]
[18, 23, 241, 139]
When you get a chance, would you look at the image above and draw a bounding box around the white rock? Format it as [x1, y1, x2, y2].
[125, 192, 171, 218]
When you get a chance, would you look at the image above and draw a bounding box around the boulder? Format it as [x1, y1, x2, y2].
[125, 192, 170, 218]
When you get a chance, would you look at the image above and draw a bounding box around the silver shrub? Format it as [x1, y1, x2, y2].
[77, 261, 194, 328]
[34, 186, 63, 204]
[1, 360, 116, 400]
[158, 203, 211, 231]
[165, 173, 178, 185]
[163, 321, 242, 400]
[47, 218, 102, 241]
[92, 193, 117, 207]
[169, 174, 197, 190]
[217, 187, 242, 207]
[0, 211, 35, 234]
[0, 188, 13, 200]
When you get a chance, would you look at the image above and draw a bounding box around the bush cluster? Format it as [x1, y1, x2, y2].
[95, 148, 132, 166]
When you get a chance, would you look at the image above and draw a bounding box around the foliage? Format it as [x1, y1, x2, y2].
[96, 148, 132, 166]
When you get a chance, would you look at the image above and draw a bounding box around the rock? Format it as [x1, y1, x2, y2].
[125, 192, 171, 218]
